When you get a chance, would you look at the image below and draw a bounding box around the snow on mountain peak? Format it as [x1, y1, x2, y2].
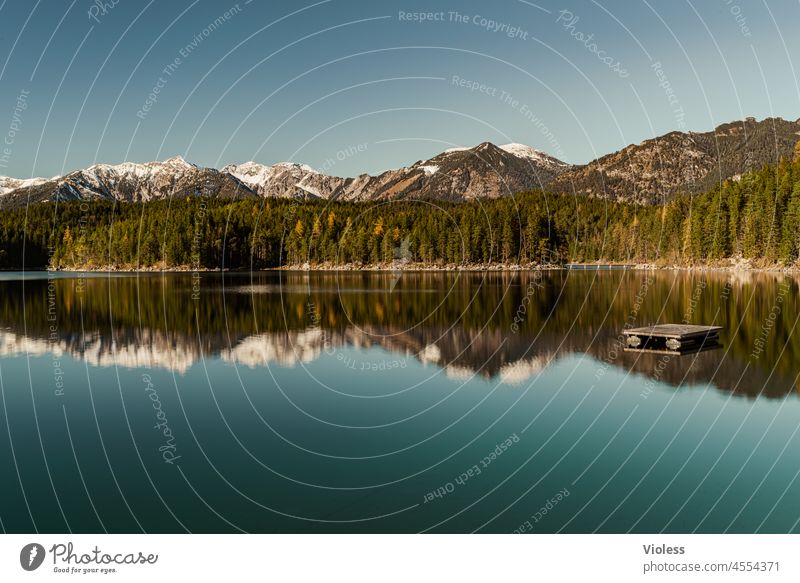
[0, 141, 570, 204]
[231, 161, 265, 171]
[500, 143, 545, 158]
[273, 161, 318, 174]
[499, 143, 568, 167]
[83, 155, 196, 178]
[223, 161, 276, 189]
[0, 176, 48, 195]
[161, 155, 194, 169]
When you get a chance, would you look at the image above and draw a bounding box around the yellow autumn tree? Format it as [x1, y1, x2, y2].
[373, 217, 384, 236]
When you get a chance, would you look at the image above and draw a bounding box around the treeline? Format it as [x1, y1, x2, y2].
[2, 149, 800, 269]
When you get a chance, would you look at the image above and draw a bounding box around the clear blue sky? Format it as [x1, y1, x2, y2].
[0, 0, 798, 179]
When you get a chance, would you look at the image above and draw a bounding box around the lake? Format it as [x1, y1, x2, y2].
[0, 269, 799, 533]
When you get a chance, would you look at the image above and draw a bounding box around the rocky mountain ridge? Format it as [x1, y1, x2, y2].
[0, 142, 567, 207]
[549, 116, 800, 204]
[1, 116, 798, 207]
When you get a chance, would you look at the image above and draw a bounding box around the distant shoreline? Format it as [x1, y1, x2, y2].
[9, 261, 799, 274]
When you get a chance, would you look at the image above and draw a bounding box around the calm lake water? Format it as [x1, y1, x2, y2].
[1, 269, 799, 533]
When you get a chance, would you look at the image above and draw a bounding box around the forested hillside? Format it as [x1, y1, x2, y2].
[548, 117, 800, 204]
[2, 146, 800, 270]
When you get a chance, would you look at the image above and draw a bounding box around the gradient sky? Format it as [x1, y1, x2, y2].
[0, 0, 799, 179]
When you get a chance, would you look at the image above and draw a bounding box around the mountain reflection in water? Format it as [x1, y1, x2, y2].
[1, 269, 797, 399]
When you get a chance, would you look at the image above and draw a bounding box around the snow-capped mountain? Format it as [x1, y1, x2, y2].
[0, 155, 257, 206]
[0, 141, 571, 207]
[0, 176, 50, 195]
[222, 160, 351, 199]
[221, 141, 571, 202]
[498, 143, 569, 170]
[2, 116, 798, 207]
[406, 142, 569, 200]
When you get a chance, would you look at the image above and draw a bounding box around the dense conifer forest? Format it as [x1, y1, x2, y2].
[2, 148, 800, 270]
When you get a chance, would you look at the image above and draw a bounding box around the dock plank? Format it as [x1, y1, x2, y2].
[623, 324, 722, 339]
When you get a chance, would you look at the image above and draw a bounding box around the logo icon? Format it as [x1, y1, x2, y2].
[20, 543, 46, 571]
[389, 235, 412, 293]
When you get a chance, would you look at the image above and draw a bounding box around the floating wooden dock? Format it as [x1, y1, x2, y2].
[622, 324, 722, 354]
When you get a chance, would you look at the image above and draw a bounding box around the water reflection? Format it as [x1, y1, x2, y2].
[1, 269, 797, 398]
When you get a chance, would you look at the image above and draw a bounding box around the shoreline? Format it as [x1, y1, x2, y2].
[14, 260, 800, 274]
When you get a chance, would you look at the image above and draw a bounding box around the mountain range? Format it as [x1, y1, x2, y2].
[1, 116, 798, 208]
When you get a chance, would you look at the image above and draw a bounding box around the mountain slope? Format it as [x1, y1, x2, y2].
[223, 142, 569, 202]
[0, 141, 568, 208]
[222, 161, 349, 199]
[405, 142, 568, 201]
[1, 117, 798, 207]
[548, 117, 800, 204]
[0, 156, 257, 207]
[0, 176, 50, 195]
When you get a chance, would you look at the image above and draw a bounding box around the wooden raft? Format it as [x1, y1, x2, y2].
[622, 324, 722, 354]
